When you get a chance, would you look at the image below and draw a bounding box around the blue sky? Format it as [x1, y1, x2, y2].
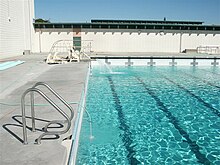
[35, 0, 220, 24]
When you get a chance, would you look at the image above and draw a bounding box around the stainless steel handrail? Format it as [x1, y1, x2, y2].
[31, 82, 74, 131]
[21, 88, 71, 145]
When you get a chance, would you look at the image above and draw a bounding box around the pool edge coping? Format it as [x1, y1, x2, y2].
[67, 63, 91, 165]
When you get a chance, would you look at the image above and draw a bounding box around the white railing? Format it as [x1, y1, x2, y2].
[197, 45, 220, 54]
[46, 40, 93, 64]
[49, 40, 92, 54]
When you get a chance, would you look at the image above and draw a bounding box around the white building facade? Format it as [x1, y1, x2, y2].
[34, 20, 220, 54]
[0, 0, 35, 59]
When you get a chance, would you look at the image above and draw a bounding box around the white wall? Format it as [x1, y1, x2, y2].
[82, 29, 180, 53]
[33, 29, 74, 53]
[181, 33, 220, 52]
[82, 29, 220, 53]
[0, 0, 34, 59]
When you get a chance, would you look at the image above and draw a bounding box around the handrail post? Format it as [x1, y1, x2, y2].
[30, 91, 36, 132]
[21, 93, 28, 145]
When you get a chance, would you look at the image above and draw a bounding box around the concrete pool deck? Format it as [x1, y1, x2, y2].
[0, 52, 219, 165]
[0, 54, 89, 165]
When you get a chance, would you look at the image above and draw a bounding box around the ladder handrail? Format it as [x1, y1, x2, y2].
[31, 82, 75, 132]
[21, 88, 71, 145]
[32, 82, 74, 121]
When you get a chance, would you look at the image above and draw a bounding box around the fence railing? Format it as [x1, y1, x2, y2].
[197, 46, 220, 54]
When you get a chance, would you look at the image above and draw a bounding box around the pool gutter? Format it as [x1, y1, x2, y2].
[91, 56, 220, 60]
[90, 56, 220, 67]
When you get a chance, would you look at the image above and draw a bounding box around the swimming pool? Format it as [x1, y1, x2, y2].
[76, 65, 220, 164]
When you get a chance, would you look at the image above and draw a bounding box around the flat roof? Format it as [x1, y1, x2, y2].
[34, 23, 220, 32]
[34, 19, 220, 32]
[91, 19, 204, 25]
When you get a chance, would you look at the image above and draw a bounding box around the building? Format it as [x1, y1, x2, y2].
[33, 20, 220, 54]
[0, 0, 35, 59]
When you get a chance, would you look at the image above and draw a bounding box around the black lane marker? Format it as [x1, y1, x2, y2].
[180, 71, 220, 89]
[199, 69, 220, 76]
[136, 77, 211, 165]
[107, 76, 141, 165]
[162, 76, 220, 118]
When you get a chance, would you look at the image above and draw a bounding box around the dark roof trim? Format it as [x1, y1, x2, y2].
[91, 19, 204, 25]
[34, 23, 220, 32]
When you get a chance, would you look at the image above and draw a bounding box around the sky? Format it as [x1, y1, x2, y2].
[35, 0, 220, 24]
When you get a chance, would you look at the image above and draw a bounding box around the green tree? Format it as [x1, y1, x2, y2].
[35, 18, 50, 23]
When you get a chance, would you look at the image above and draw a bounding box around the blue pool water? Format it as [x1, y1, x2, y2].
[0, 60, 25, 71]
[76, 66, 220, 164]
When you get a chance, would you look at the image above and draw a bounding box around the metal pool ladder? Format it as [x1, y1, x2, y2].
[21, 82, 75, 145]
